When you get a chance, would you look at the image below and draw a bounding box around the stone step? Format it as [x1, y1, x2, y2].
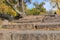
[0, 30, 60, 40]
[1, 22, 60, 30]
[14, 15, 60, 23]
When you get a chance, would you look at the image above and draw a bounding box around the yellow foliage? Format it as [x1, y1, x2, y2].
[7, 6, 17, 16]
[40, 12, 46, 14]
[56, 10, 60, 14]
[51, 0, 60, 2]
[0, 0, 17, 16]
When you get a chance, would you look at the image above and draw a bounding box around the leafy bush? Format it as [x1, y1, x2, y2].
[0, 0, 17, 17]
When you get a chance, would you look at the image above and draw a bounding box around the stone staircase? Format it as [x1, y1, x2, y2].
[0, 15, 60, 40]
[1, 15, 60, 30]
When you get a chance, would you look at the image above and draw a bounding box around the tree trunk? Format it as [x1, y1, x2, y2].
[6, 0, 22, 14]
[56, 2, 60, 10]
[22, 0, 25, 14]
[18, 0, 25, 14]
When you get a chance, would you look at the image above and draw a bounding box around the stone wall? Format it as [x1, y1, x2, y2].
[0, 30, 60, 40]
[1, 22, 60, 30]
